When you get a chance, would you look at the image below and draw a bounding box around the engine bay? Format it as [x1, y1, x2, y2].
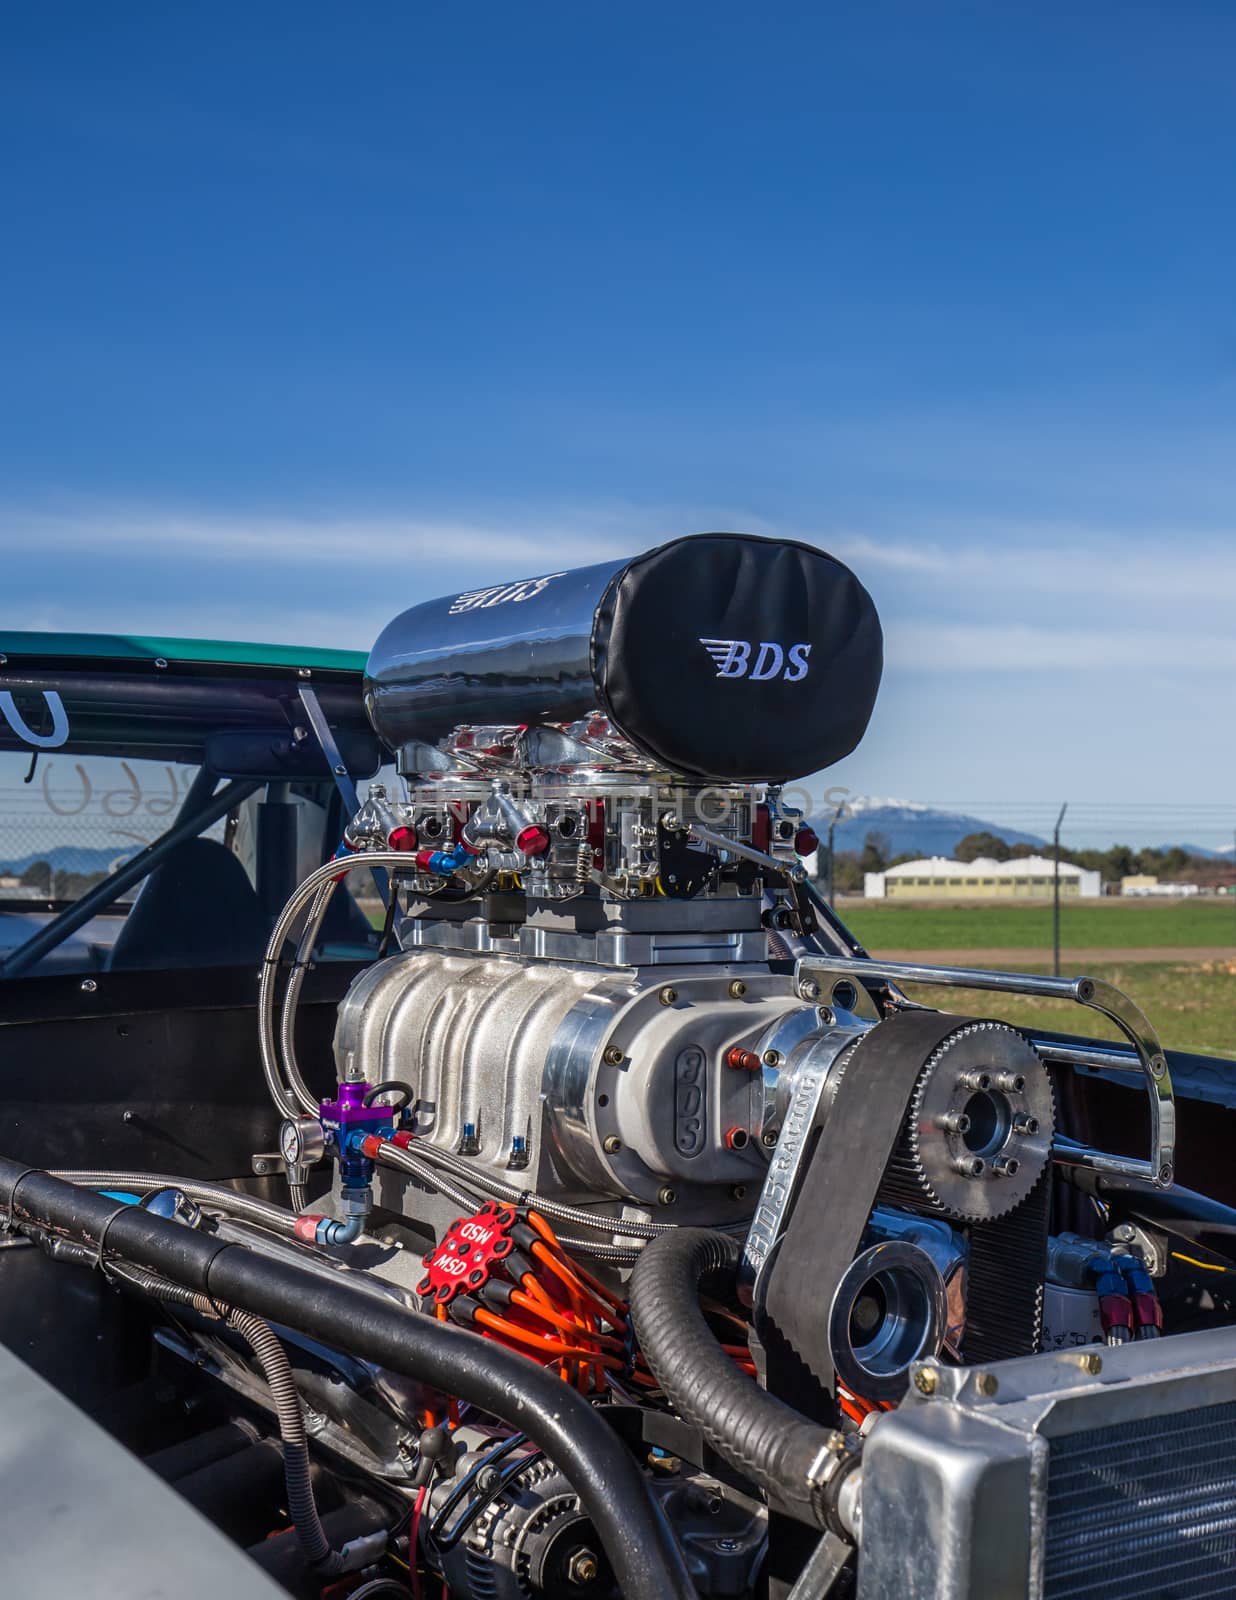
[2, 532, 1235, 1600]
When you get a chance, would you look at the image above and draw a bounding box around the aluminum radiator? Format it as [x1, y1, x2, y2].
[1043, 1398, 1236, 1598]
[856, 1327, 1236, 1599]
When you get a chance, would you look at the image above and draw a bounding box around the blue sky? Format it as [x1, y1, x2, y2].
[2, 4, 1234, 842]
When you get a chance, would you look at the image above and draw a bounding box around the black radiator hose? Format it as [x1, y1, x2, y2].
[0, 1159, 696, 1600]
[628, 1228, 835, 1528]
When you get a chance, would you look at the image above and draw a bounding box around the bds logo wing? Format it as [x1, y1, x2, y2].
[698, 638, 752, 678]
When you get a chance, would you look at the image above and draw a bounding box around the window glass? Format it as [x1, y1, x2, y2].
[0, 750, 215, 974]
[0, 750, 387, 976]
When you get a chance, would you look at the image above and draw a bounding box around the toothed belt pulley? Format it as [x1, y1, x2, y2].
[878, 1019, 1054, 1221]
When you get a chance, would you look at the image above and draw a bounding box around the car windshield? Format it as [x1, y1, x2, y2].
[0, 646, 382, 978]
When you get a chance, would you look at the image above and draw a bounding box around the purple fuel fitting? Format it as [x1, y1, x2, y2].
[320, 1082, 393, 1183]
[295, 1082, 393, 1247]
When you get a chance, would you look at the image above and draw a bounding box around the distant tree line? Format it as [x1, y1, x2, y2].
[4, 861, 112, 901]
[825, 831, 1214, 894]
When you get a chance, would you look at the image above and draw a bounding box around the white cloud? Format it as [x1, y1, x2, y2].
[823, 534, 955, 574]
[6, 497, 1236, 667]
[0, 503, 629, 571]
[825, 528, 1236, 607]
[888, 621, 1236, 672]
[7, 499, 1235, 601]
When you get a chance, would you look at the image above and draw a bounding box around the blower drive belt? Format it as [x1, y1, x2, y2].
[758, 1009, 980, 1422]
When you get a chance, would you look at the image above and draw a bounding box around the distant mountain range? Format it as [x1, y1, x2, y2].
[812, 801, 1046, 860]
[811, 800, 1230, 861]
[0, 845, 135, 878]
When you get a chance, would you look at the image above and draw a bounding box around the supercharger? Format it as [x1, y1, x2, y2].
[323, 533, 1055, 1284]
[329, 535, 883, 1235]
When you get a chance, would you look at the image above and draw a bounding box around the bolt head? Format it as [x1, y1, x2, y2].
[913, 1366, 938, 1396]
[657, 1185, 677, 1206]
[659, 986, 678, 1006]
[80, 978, 97, 993]
[729, 1184, 748, 1201]
[728, 979, 747, 999]
[761, 1129, 779, 1148]
[566, 1549, 600, 1586]
[1078, 1350, 1103, 1375]
[762, 1049, 781, 1067]
[974, 1371, 999, 1398]
[602, 1135, 623, 1155]
[602, 1045, 625, 1066]
[797, 978, 821, 1001]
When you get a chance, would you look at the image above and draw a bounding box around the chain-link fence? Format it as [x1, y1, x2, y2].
[0, 757, 207, 904]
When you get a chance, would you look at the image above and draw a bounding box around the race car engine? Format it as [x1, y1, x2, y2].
[4, 531, 1220, 1600]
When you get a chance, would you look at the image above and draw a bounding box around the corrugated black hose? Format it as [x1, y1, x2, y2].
[628, 1228, 836, 1528]
[108, 1262, 342, 1573]
[0, 1160, 697, 1600]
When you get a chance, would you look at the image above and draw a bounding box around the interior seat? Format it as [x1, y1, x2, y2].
[107, 837, 270, 971]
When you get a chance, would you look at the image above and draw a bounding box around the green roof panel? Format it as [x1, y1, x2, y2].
[0, 631, 367, 675]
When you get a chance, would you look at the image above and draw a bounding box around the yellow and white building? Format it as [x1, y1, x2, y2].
[864, 855, 1102, 900]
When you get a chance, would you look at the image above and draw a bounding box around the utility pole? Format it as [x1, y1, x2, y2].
[1052, 801, 1068, 977]
[826, 800, 849, 905]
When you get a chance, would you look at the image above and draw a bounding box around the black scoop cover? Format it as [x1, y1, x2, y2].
[595, 533, 882, 782]
[366, 532, 882, 783]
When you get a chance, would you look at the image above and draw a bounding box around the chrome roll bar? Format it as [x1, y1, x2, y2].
[794, 956, 1176, 1187]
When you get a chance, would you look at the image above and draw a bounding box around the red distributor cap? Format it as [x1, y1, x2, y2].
[415, 1201, 518, 1304]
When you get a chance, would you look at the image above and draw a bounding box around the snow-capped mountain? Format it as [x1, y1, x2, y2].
[812, 799, 1045, 859]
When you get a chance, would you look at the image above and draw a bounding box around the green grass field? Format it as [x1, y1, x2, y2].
[840, 897, 1236, 951]
[835, 897, 1236, 1059]
[892, 962, 1236, 1060]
